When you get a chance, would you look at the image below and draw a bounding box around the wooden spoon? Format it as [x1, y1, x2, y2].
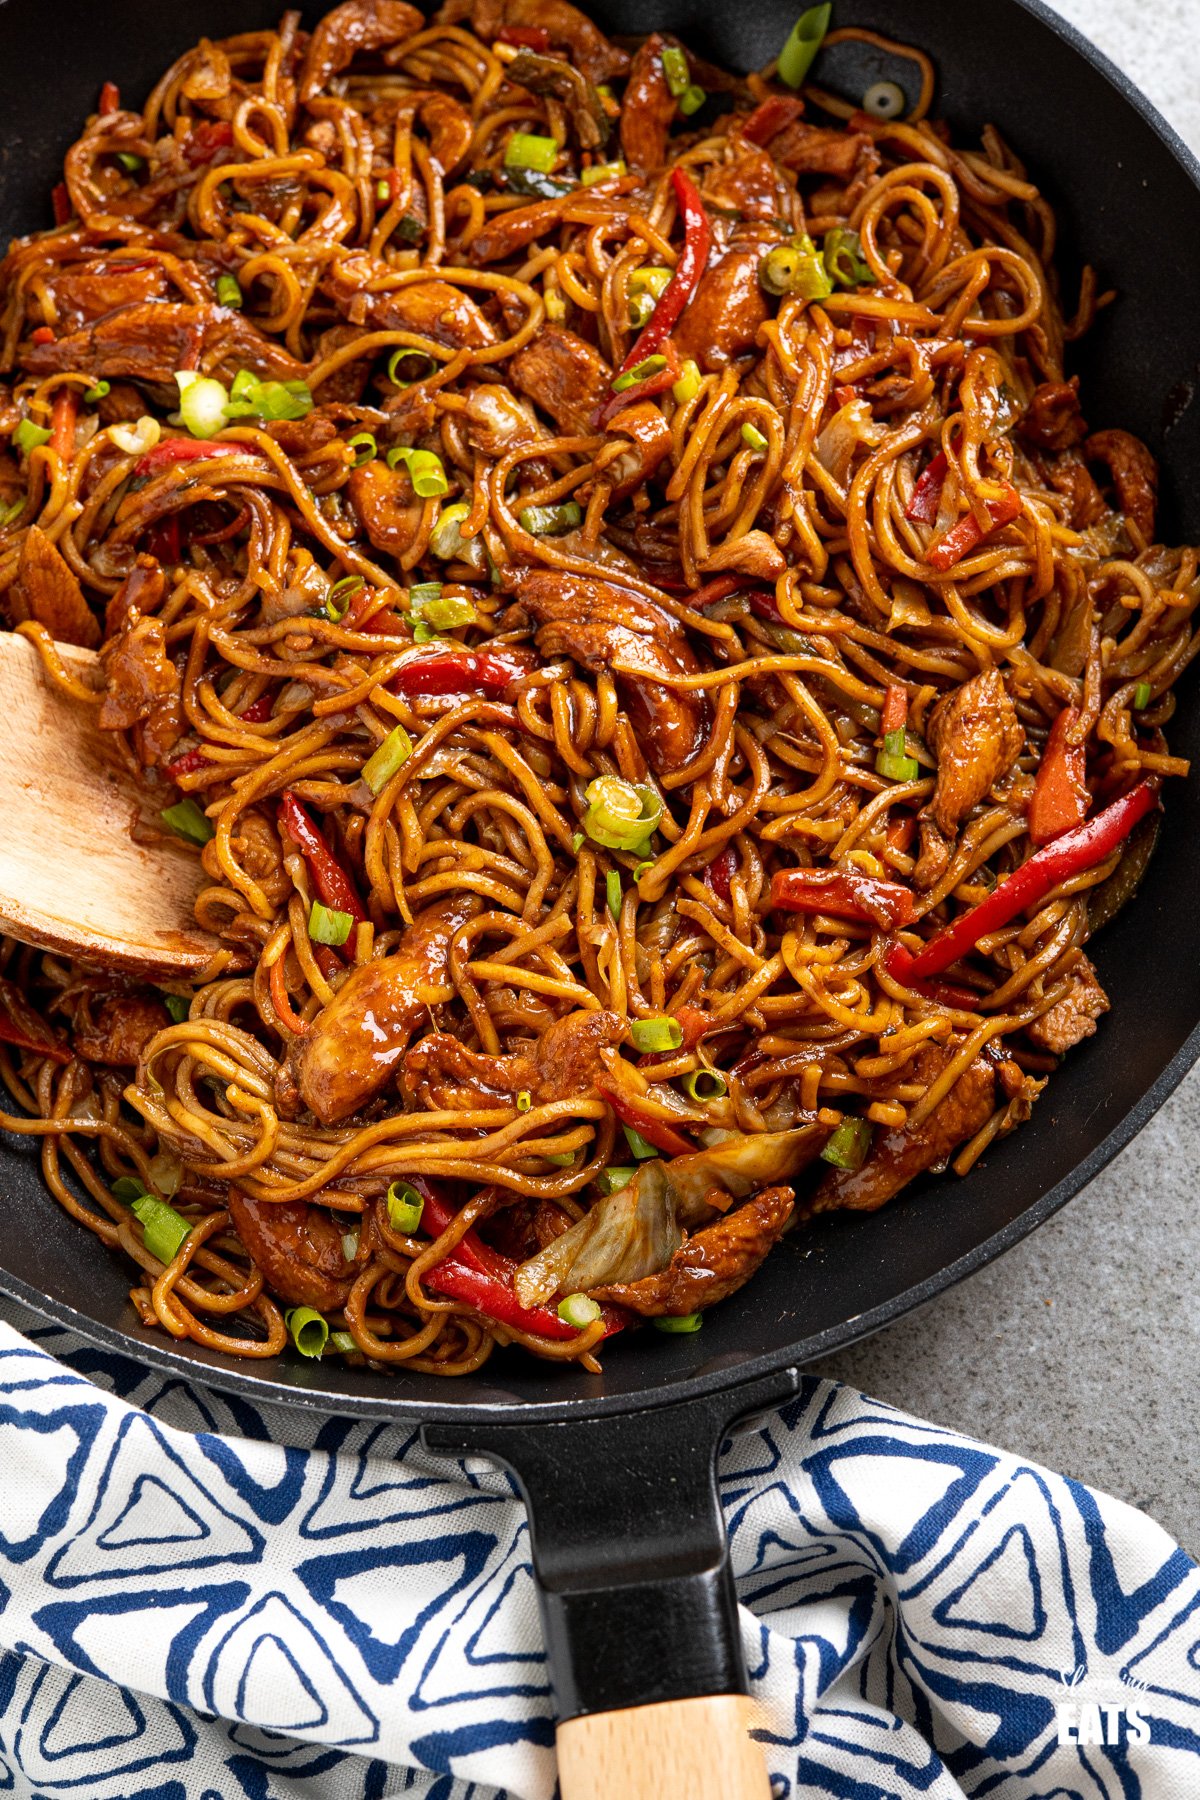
[0, 631, 217, 976]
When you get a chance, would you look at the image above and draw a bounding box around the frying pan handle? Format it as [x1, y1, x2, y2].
[423, 1368, 798, 1798]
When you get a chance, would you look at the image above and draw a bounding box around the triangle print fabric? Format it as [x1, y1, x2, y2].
[0, 1297, 1197, 1800]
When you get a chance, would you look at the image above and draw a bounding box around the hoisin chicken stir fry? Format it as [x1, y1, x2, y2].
[0, 1, 1194, 1374]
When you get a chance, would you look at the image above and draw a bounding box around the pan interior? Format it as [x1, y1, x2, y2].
[1, 0, 1198, 1420]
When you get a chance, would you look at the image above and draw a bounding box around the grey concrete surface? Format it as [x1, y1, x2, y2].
[811, 0, 1200, 1555]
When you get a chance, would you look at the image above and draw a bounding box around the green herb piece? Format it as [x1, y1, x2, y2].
[823, 226, 872, 288]
[13, 418, 51, 455]
[132, 1193, 191, 1263]
[386, 1180, 425, 1233]
[504, 131, 559, 173]
[160, 798, 213, 845]
[557, 1292, 601, 1328]
[216, 273, 243, 309]
[362, 724, 413, 793]
[820, 1117, 872, 1171]
[308, 900, 354, 946]
[286, 1305, 329, 1358]
[777, 3, 831, 87]
[518, 501, 582, 536]
[654, 1312, 702, 1333]
[630, 1016, 683, 1053]
[623, 1125, 659, 1160]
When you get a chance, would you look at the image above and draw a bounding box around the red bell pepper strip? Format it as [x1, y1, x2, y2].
[268, 957, 310, 1036]
[706, 843, 737, 902]
[771, 867, 916, 930]
[134, 438, 241, 478]
[30, 326, 55, 345]
[239, 691, 275, 725]
[278, 792, 367, 923]
[906, 450, 947, 524]
[183, 119, 234, 166]
[880, 684, 908, 736]
[495, 22, 551, 49]
[593, 1072, 695, 1156]
[926, 481, 1021, 572]
[740, 93, 804, 145]
[98, 80, 120, 114]
[166, 746, 208, 778]
[1028, 707, 1090, 845]
[0, 975, 71, 1065]
[390, 646, 532, 697]
[887, 814, 916, 854]
[688, 573, 783, 623]
[603, 167, 711, 392]
[639, 1002, 709, 1072]
[49, 388, 77, 460]
[886, 779, 1158, 984]
[51, 183, 71, 226]
[143, 514, 182, 565]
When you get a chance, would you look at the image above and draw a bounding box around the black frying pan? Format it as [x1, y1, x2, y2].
[2, 0, 1200, 1786]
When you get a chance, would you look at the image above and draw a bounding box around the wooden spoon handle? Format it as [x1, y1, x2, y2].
[557, 1696, 770, 1800]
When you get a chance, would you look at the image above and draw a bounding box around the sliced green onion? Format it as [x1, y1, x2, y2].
[660, 45, 689, 97]
[429, 503, 473, 561]
[161, 798, 213, 845]
[115, 151, 145, 175]
[543, 1151, 578, 1166]
[362, 724, 414, 792]
[409, 580, 443, 605]
[504, 131, 559, 173]
[387, 347, 436, 387]
[421, 594, 477, 630]
[347, 431, 377, 467]
[308, 900, 354, 946]
[777, 2, 831, 88]
[862, 79, 907, 119]
[557, 1292, 601, 1328]
[83, 380, 110, 403]
[678, 84, 707, 116]
[875, 728, 920, 782]
[623, 1125, 659, 1160]
[630, 267, 671, 298]
[654, 1312, 702, 1333]
[112, 1175, 148, 1204]
[109, 415, 160, 455]
[285, 1305, 329, 1358]
[13, 418, 51, 455]
[517, 1089, 533, 1112]
[741, 422, 768, 452]
[132, 1194, 191, 1264]
[583, 775, 663, 852]
[0, 496, 24, 528]
[328, 1329, 359, 1354]
[544, 287, 567, 322]
[412, 620, 441, 644]
[175, 370, 230, 440]
[162, 993, 190, 1023]
[759, 234, 833, 301]
[823, 227, 872, 288]
[596, 1165, 637, 1194]
[216, 273, 243, 309]
[628, 290, 656, 328]
[633, 859, 654, 883]
[571, 831, 585, 853]
[821, 1117, 872, 1171]
[612, 353, 667, 394]
[672, 360, 702, 405]
[387, 445, 449, 497]
[375, 177, 392, 201]
[582, 159, 625, 186]
[606, 869, 622, 920]
[1133, 682, 1152, 709]
[630, 1016, 683, 1053]
[682, 1068, 727, 1101]
[325, 574, 363, 620]
[386, 1180, 425, 1233]
[223, 373, 313, 422]
[518, 501, 582, 536]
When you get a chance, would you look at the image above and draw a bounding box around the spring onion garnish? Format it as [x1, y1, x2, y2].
[0, 497, 24, 528]
[571, 831, 585, 853]
[109, 415, 160, 454]
[624, 1125, 659, 1160]
[375, 176, 391, 202]
[160, 798, 213, 845]
[83, 379, 110, 402]
[583, 775, 663, 853]
[328, 1330, 359, 1354]
[660, 44, 689, 96]
[421, 593, 478, 630]
[777, 2, 831, 87]
[216, 273, 243, 309]
[820, 1117, 872, 1171]
[223, 369, 313, 422]
[286, 1306, 329, 1358]
[309, 900, 354, 946]
[115, 151, 145, 175]
[409, 581, 442, 607]
[759, 234, 833, 300]
[13, 418, 51, 454]
[1133, 682, 1153, 709]
[606, 869, 622, 919]
[387, 347, 436, 386]
[132, 1194, 191, 1264]
[741, 422, 768, 452]
[596, 1165, 637, 1194]
[518, 501, 583, 536]
[581, 159, 626, 185]
[112, 1175, 149, 1204]
[429, 502, 471, 560]
[824, 226, 872, 288]
[387, 1180, 425, 1233]
[633, 860, 654, 883]
[557, 1292, 602, 1328]
[630, 266, 671, 298]
[875, 728, 920, 783]
[362, 724, 414, 793]
[654, 1312, 703, 1333]
[544, 287, 567, 322]
[504, 131, 559, 173]
[678, 84, 707, 116]
[347, 431, 377, 467]
[612, 353, 667, 394]
[175, 369, 230, 439]
[517, 1090, 533, 1112]
[386, 445, 449, 497]
[630, 1015, 683, 1053]
[682, 1067, 727, 1101]
[411, 621, 440, 644]
[162, 993, 190, 1023]
[324, 574, 363, 620]
[672, 359, 702, 405]
[862, 79, 907, 119]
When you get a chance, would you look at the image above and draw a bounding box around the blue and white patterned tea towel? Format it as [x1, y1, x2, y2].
[0, 1295, 1197, 1800]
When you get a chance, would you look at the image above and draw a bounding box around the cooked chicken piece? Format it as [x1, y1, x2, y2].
[619, 34, 680, 172]
[912, 818, 952, 890]
[1041, 450, 1108, 532]
[1020, 377, 1088, 451]
[604, 401, 673, 501]
[346, 460, 423, 559]
[509, 325, 609, 437]
[769, 120, 872, 182]
[469, 191, 625, 265]
[507, 49, 608, 150]
[811, 1047, 995, 1215]
[927, 667, 1024, 836]
[104, 555, 165, 639]
[326, 260, 496, 350]
[405, 1008, 627, 1109]
[287, 895, 478, 1124]
[22, 301, 306, 385]
[673, 228, 775, 371]
[298, 0, 422, 101]
[433, 0, 628, 82]
[408, 89, 474, 175]
[1085, 429, 1158, 542]
[703, 147, 794, 222]
[98, 613, 183, 766]
[592, 1185, 794, 1315]
[227, 1191, 362, 1310]
[463, 384, 546, 458]
[62, 989, 171, 1065]
[511, 568, 709, 774]
[5, 524, 99, 647]
[700, 529, 786, 583]
[1026, 952, 1110, 1053]
[39, 258, 172, 331]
